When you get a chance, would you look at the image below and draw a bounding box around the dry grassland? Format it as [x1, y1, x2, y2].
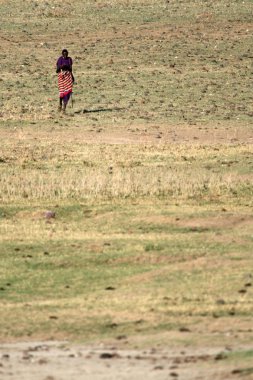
[0, 1, 253, 378]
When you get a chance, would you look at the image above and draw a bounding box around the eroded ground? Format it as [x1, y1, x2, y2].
[1, 340, 253, 380]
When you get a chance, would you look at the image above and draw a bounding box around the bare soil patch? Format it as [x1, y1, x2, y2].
[136, 213, 253, 230]
[0, 340, 252, 380]
[1, 122, 252, 146]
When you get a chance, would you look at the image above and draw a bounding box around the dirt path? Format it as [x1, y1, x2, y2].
[0, 341, 252, 380]
[2, 120, 253, 146]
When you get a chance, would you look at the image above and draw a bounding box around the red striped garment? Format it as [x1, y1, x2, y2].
[58, 71, 73, 98]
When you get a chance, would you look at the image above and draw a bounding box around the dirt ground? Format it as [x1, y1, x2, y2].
[1, 340, 252, 380]
[2, 119, 253, 146]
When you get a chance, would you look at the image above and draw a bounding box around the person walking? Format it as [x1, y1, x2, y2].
[56, 49, 74, 112]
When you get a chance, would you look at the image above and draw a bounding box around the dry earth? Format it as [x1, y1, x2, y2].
[1, 120, 253, 146]
[1, 340, 253, 380]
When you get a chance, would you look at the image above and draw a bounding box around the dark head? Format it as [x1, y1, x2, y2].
[62, 49, 68, 58]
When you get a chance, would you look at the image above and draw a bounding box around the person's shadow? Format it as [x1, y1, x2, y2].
[75, 107, 125, 114]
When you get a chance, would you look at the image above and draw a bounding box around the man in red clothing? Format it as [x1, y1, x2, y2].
[56, 49, 74, 112]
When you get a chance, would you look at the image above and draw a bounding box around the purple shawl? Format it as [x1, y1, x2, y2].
[57, 56, 73, 71]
